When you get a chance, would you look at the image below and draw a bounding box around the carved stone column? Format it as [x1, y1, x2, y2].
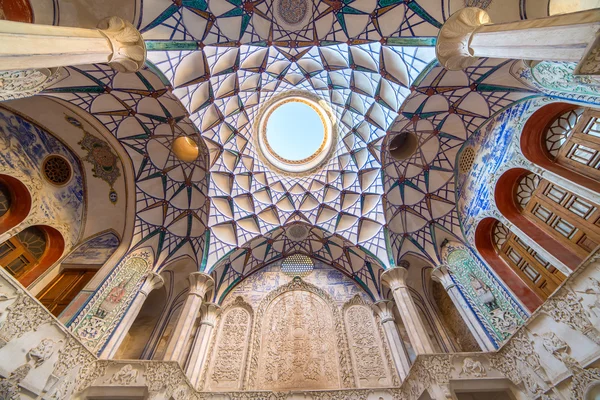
[185, 302, 221, 389]
[0, 17, 145, 71]
[100, 272, 164, 359]
[431, 266, 496, 351]
[163, 272, 214, 365]
[0, 17, 145, 100]
[372, 300, 411, 380]
[381, 267, 436, 355]
[436, 8, 600, 73]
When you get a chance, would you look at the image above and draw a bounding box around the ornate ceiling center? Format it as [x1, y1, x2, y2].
[277, 0, 309, 26]
[256, 93, 334, 175]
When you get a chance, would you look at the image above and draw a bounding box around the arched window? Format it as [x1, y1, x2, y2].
[492, 220, 565, 300]
[0, 225, 64, 286]
[521, 103, 600, 195]
[494, 168, 598, 270]
[516, 172, 600, 262]
[545, 108, 600, 181]
[0, 226, 47, 279]
[474, 218, 544, 312]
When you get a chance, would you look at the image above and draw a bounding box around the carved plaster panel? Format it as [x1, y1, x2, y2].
[245, 277, 354, 390]
[257, 289, 340, 390]
[207, 298, 252, 391]
[343, 295, 392, 388]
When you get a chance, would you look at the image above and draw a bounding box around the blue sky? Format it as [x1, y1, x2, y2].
[266, 102, 324, 161]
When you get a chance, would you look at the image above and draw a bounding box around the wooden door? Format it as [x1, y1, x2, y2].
[37, 269, 96, 317]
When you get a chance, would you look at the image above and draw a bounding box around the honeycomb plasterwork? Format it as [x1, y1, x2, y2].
[147, 44, 437, 268]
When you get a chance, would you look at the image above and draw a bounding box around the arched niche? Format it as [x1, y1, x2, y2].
[148, 256, 199, 361]
[521, 102, 600, 195]
[474, 217, 544, 312]
[0, 174, 31, 235]
[392, 254, 457, 353]
[247, 277, 351, 391]
[494, 167, 582, 269]
[429, 277, 480, 352]
[342, 295, 395, 388]
[114, 284, 168, 360]
[204, 297, 253, 391]
[203, 256, 396, 391]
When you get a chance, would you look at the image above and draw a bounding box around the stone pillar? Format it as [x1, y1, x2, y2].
[0, 17, 145, 100]
[431, 266, 496, 351]
[163, 272, 214, 365]
[100, 272, 164, 359]
[436, 8, 600, 72]
[381, 267, 436, 355]
[185, 302, 221, 389]
[372, 300, 411, 380]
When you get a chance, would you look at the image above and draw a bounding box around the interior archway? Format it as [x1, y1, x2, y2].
[494, 167, 582, 269]
[0, 174, 31, 236]
[474, 217, 544, 312]
[521, 102, 600, 194]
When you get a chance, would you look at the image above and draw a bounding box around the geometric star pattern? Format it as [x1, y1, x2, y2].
[383, 58, 539, 267]
[148, 43, 436, 268]
[139, 0, 442, 43]
[209, 222, 386, 303]
[44, 64, 210, 269]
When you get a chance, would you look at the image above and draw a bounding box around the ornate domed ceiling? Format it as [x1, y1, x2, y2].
[147, 44, 436, 268]
[43, 0, 550, 275]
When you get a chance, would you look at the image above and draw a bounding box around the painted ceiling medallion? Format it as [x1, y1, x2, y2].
[256, 92, 335, 175]
[276, 0, 310, 28]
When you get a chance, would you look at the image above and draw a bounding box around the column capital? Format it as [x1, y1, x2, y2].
[140, 272, 164, 296]
[371, 300, 396, 323]
[431, 265, 456, 291]
[97, 16, 146, 73]
[199, 303, 221, 327]
[436, 7, 491, 70]
[381, 267, 409, 291]
[188, 272, 214, 298]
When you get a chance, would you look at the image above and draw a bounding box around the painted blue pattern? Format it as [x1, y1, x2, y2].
[63, 232, 121, 265]
[456, 100, 536, 238]
[0, 107, 84, 245]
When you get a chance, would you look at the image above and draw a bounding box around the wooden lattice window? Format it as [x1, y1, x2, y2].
[492, 221, 565, 299]
[519, 174, 600, 260]
[549, 109, 600, 181]
[0, 226, 47, 279]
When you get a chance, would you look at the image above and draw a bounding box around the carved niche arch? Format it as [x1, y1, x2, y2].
[342, 294, 396, 388]
[203, 296, 254, 391]
[245, 277, 354, 390]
